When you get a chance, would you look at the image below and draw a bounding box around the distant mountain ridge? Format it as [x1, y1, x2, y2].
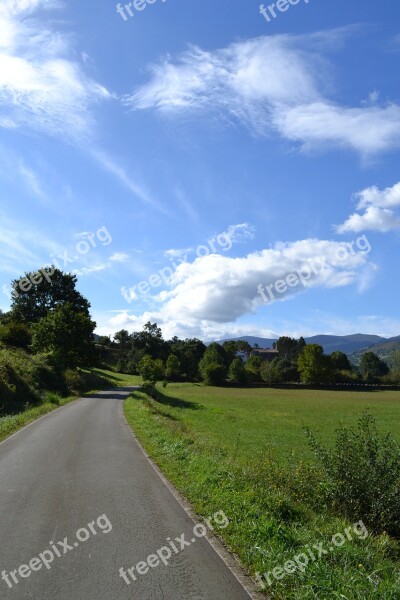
[215, 334, 394, 356]
[349, 335, 400, 365]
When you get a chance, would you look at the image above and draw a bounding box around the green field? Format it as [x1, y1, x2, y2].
[137, 384, 400, 463]
[124, 384, 400, 599]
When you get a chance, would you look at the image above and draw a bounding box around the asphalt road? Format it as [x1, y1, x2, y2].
[0, 389, 254, 599]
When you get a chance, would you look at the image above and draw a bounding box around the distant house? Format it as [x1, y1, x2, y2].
[251, 347, 279, 361]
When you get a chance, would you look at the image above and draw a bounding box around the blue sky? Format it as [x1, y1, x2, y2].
[0, 0, 399, 341]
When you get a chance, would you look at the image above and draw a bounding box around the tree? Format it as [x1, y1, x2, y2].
[0, 322, 32, 350]
[223, 341, 240, 365]
[245, 355, 263, 382]
[165, 354, 181, 381]
[97, 335, 113, 347]
[132, 322, 168, 360]
[10, 268, 90, 324]
[114, 330, 131, 347]
[199, 343, 227, 386]
[360, 352, 389, 381]
[138, 355, 164, 386]
[167, 337, 206, 380]
[31, 303, 96, 368]
[228, 358, 247, 384]
[330, 351, 352, 372]
[277, 336, 305, 361]
[298, 344, 334, 384]
[390, 350, 400, 383]
[260, 359, 282, 385]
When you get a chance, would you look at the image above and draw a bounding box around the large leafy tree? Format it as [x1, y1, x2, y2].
[167, 337, 206, 379]
[277, 336, 306, 361]
[298, 344, 334, 384]
[138, 355, 164, 386]
[114, 329, 131, 347]
[31, 303, 96, 368]
[199, 343, 227, 385]
[330, 351, 352, 372]
[360, 352, 389, 381]
[132, 322, 168, 360]
[10, 268, 90, 324]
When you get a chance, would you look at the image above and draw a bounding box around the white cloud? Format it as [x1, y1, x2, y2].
[337, 182, 400, 233]
[110, 252, 130, 263]
[102, 237, 375, 339]
[126, 34, 400, 157]
[164, 223, 255, 259]
[0, 0, 110, 142]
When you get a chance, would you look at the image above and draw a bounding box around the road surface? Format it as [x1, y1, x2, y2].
[0, 389, 255, 599]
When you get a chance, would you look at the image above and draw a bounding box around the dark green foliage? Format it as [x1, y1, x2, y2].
[0, 322, 32, 349]
[298, 344, 334, 384]
[306, 412, 400, 537]
[276, 336, 306, 361]
[199, 343, 227, 385]
[138, 355, 164, 386]
[31, 303, 96, 369]
[114, 329, 131, 347]
[0, 348, 64, 414]
[260, 358, 283, 384]
[330, 351, 352, 371]
[167, 337, 206, 380]
[165, 354, 181, 381]
[244, 354, 263, 382]
[10, 268, 90, 324]
[360, 352, 389, 381]
[228, 357, 247, 384]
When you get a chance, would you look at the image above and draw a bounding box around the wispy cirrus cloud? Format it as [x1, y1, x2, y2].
[0, 0, 111, 142]
[337, 182, 400, 233]
[0, 1, 166, 211]
[126, 32, 400, 157]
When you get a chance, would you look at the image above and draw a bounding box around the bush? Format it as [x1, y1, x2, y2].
[200, 362, 227, 386]
[228, 358, 247, 384]
[0, 348, 64, 414]
[305, 412, 400, 537]
[0, 322, 32, 349]
[63, 369, 108, 394]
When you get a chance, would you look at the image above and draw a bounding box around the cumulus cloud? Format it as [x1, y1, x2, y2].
[126, 33, 400, 157]
[337, 182, 400, 233]
[108, 237, 375, 339]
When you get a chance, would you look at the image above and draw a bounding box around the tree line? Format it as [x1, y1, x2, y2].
[1, 266, 398, 387]
[100, 329, 400, 387]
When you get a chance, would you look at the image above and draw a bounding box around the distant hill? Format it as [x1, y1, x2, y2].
[215, 336, 278, 348]
[216, 334, 390, 355]
[350, 335, 400, 366]
[304, 334, 386, 355]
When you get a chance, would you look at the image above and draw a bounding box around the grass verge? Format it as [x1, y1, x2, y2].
[124, 386, 400, 599]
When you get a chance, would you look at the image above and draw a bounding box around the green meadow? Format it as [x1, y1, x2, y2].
[125, 384, 400, 599]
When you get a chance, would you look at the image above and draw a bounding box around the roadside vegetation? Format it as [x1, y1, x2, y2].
[0, 267, 139, 441]
[124, 384, 400, 599]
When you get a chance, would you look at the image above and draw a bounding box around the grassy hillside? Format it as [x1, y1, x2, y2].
[124, 384, 400, 599]
[0, 346, 140, 441]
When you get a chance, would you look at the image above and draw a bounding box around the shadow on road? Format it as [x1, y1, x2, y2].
[84, 387, 139, 399]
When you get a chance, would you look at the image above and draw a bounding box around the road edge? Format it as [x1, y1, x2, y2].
[121, 395, 268, 600]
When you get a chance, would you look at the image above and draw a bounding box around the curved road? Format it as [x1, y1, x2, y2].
[0, 389, 255, 599]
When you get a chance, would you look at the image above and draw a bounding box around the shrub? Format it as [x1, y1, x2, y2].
[305, 412, 400, 537]
[228, 358, 247, 384]
[200, 362, 227, 386]
[0, 348, 64, 414]
[0, 322, 32, 349]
